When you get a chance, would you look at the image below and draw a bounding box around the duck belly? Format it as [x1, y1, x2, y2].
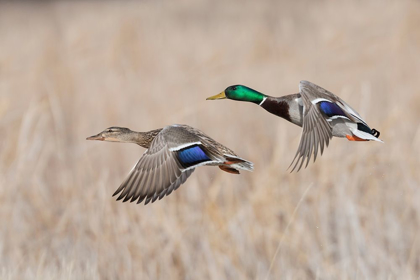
[328, 118, 355, 138]
[288, 99, 304, 127]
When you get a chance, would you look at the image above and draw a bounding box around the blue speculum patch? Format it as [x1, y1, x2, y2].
[319, 101, 346, 117]
[177, 145, 210, 167]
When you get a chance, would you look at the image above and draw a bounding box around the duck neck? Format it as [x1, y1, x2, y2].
[259, 94, 303, 126]
[133, 129, 162, 148]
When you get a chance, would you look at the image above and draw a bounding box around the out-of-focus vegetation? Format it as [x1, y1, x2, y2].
[1, 1, 419, 279]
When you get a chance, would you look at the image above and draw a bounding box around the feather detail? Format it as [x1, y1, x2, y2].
[319, 101, 346, 117]
[177, 145, 211, 168]
[351, 128, 384, 143]
[94, 124, 254, 205]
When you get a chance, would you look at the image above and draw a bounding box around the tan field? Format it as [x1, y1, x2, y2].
[1, 1, 420, 279]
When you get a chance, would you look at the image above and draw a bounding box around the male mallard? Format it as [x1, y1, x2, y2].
[87, 124, 253, 205]
[207, 80, 382, 171]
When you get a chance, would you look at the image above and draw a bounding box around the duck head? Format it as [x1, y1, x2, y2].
[86, 127, 133, 143]
[207, 85, 266, 104]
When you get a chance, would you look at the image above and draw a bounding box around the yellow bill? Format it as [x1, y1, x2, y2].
[206, 91, 226, 100]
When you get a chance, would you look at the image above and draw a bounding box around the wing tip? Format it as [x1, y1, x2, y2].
[112, 188, 123, 197]
[299, 80, 311, 90]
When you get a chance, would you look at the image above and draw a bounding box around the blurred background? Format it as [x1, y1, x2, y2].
[1, 0, 420, 279]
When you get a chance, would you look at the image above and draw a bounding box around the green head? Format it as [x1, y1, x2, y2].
[207, 85, 265, 104]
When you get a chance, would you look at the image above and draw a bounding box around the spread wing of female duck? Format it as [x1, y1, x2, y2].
[207, 80, 382, 172]
[87, 124, 253, 205]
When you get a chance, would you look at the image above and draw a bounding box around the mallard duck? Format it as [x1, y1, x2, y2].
[87, 124, 253, 205]
[207, 80, 382, 172]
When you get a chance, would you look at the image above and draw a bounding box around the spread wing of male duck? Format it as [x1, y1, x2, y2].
[87, 124, 253, 205]
[207, 80, 382, 172]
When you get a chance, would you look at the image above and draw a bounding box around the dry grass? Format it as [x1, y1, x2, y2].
[1, 1, 420, 279]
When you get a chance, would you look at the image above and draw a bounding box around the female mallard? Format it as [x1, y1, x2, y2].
[207, 80, 382, 172]
[87, 124, 253, 205]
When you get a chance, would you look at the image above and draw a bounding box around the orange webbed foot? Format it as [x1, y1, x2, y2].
[346, 135, 368, 141]
[219, 165, 240, 174]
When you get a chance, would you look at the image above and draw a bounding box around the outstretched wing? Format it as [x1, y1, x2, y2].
[300, 80, 368, 125]
[289, 81, 333, 172]
[113, 126, 220, 205]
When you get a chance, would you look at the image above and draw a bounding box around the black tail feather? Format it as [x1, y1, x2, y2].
[371, 128, 380, 138]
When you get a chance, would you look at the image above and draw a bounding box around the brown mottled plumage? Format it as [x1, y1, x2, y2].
[87, 124, 253, 205]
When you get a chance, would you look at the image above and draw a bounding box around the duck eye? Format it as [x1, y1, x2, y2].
[232, 86, 237, 90]
[107, 129, 113, 133]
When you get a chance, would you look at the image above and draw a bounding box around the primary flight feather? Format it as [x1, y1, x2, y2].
[87, 124, 253, 205]
[207, 80, 382, 172]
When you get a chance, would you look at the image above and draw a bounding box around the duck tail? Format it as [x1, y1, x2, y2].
[371, 128, 380, 138]
[224, 155, 254, 172]
[350, 127, 384, 143]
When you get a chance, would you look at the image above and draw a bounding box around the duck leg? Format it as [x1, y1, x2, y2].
[346, 135, 369, 141]
[219, 165, 240, 174]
